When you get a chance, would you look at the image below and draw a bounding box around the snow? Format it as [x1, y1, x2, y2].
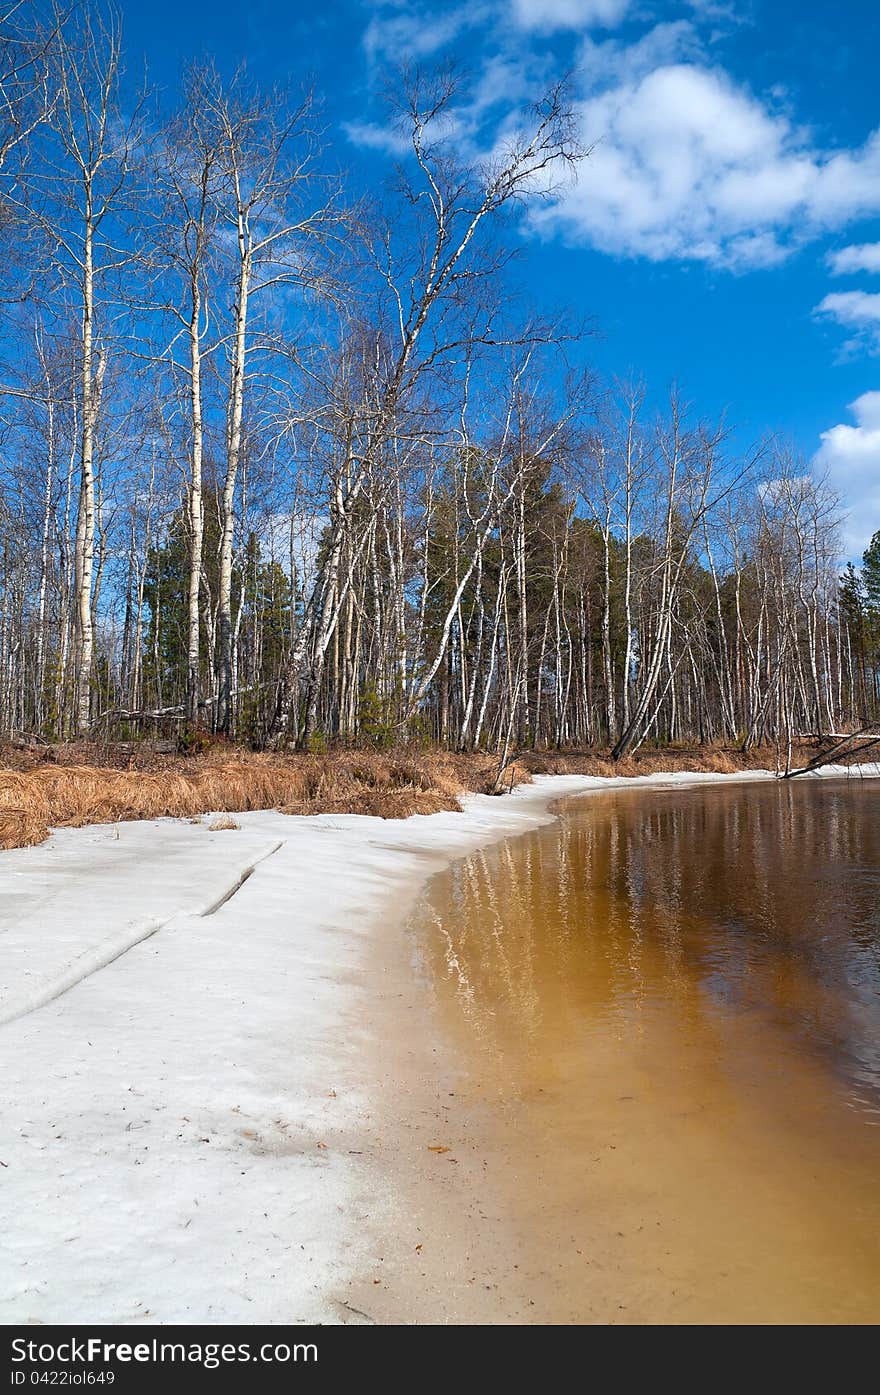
[0, 821, 284, 1027]
[1, 763, 877, 1324]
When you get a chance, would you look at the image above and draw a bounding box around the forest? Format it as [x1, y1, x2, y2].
[1, 1, 878, 762]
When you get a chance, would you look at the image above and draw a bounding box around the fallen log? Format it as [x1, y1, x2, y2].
[784, 729, 880, 778]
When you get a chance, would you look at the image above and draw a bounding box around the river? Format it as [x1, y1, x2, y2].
[406, 775, 880, 1323]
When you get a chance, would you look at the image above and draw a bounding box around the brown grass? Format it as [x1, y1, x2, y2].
[0, 750, 470, 851]
[0, 740, 818, 852]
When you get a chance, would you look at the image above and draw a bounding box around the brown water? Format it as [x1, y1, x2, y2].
[412, 777, 880, 1324]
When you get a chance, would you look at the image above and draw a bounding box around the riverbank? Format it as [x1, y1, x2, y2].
[0, 739, 822, 851]
[2, 765, 877, 1323]
[371, 770, 880, 1323]
[0, 774, 595, 1322]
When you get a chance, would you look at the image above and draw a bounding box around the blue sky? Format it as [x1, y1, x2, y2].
[121, 0, 880, 556]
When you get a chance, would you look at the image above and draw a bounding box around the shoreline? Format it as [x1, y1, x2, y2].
[362, 769, 880, 1324]
[1, 764, 877, 1323]
[0, 739, 840, 853]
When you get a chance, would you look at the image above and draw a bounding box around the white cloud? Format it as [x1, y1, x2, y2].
[828, 242, 880, 276]
[530, 40, 880, 268]
[511, 0, 632, 32]
[362, 0, 631, 63]
[685, 0, 745, 15]
[342, 119, 412, 156]
[355, 7, 880, 272]
[815, 290, 880, 355]
[816, 290, 880, 329]
[363, 2, 490, 62]
[471, 51, 537, 113]
[577, 19, 705, 83]
[345, 100, 471, 156]
[814, 393, 880, 557]
[534, 63, 821, 265]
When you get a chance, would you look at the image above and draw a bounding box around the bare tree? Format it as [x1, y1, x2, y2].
[267, 68, 582, 746]
[36, 4, 143, 734]
[153, 69, 223, 723]
[192, 66, 337, 734]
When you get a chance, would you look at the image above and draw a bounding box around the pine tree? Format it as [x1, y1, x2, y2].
[863, 531, 880, 611]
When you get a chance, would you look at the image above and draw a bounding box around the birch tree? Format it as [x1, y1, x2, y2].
[38, 6, 142, 734]
[198, 67, 335, 734]
[154, 71, 223, 723]
[267, 68, 581, 746]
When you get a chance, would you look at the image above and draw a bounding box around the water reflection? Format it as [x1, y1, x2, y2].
[424, 778, 880, 1118]
[411, 778, 880, 1321]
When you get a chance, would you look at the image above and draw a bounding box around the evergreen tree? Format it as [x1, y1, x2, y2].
[863, 531, 880, 611]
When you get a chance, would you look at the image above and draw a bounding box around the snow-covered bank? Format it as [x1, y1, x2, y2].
[0, 774, 593, 1324]
[1, 764, 877, 1324]
[0, 822, 284, 1026]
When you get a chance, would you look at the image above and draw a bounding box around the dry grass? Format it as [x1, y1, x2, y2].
[0, 749, 470, 851]
[517, 745, 751, 780]
[208, 815, 241, 831]
[0, 740, 818, 852]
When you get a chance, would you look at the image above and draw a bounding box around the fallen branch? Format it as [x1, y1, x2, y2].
[783, 729, 880, 778]
[90, 706, 187, 733]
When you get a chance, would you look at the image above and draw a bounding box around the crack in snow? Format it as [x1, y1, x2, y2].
[0, 838, 286, 1027]
[200, 840, 284, 917]
[0, 914, 174, 1027]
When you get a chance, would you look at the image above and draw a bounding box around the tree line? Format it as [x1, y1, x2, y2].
[0, 3, 877, 758]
